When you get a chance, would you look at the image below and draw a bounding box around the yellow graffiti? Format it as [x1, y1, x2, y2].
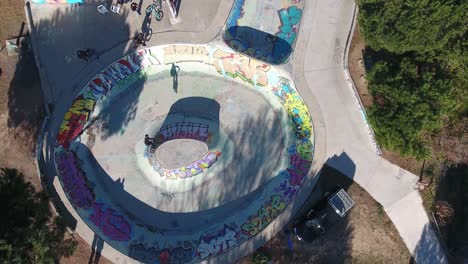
[163, 45, 211, 64]
[284, 95, 312, 138]
[212, 50, 271, 86]
[59, 97, 96, 133]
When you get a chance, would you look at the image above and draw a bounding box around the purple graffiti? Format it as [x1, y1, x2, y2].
[150, 151, 220, 180]
[56, 151, 94, 209]
[274, 179, 297, 202]
[286, 153, 311, 186]
[158, 122, 209, 143]
[90, 203, 131, 241]
[169, 151, 218, 178]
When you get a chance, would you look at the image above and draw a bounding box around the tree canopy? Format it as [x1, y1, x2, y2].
[366, 54, 459, 158]
[357, 0, 467, 160]
[0, 168, 76, 263]
[357, 0, 468, 54]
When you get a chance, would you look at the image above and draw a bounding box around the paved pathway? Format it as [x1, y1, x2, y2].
[28, 0, 447, 263]
[293, 1, 447, 263]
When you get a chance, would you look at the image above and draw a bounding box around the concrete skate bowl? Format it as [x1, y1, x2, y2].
[223, 0, 304, 65]
[53, 44, 314, 263]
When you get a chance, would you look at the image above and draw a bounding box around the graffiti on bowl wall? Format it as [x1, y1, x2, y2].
[223, 0, 304, 64]
[146, 122, 222, 179]
[54, 44, 314, 263]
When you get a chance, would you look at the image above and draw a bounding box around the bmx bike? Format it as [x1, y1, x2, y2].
[146, 0, 163, 21]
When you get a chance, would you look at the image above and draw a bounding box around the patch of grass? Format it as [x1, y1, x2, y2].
[376, 203, 384, 218]
[251, 248, 271, 264]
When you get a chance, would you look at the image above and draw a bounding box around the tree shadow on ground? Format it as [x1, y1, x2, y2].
[5, 36, 45, 150]
[421, 164, 468, 263]
[26, 3, 139, 262]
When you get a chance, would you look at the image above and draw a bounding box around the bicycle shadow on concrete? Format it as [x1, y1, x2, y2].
[223, 26, 293, 65]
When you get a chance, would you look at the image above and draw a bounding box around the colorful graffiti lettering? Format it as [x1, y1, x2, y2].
[273, 77, 312, 139]
[156, 122, 210, 145]
[90, 203, 131, 241]
[213, 50, 271, 86]
[129, 243, 194, 264]
[82, 50, 159, 101]
[274, 178, 297, 202]
[241, 195, 286, 236]
[296, 140, 313, 161]
[56, 95, 95, 149]
[55, 151, 95, 209]
[149, 151, 221, 179]
[276, 6, 303, 46]
[196, 225, 238, 259]
[147, 122, 222, 179]
[164, 45, 211, 65]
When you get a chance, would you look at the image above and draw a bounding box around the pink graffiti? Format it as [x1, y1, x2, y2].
[90, 203, 131, 241]
[56, 151, 94, 209]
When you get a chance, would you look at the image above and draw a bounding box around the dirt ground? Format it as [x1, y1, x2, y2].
[347, 21, 468, 263]
[347, 23, 372, 108]
[238, 182, 411, 264]
[0, 1, 110, 263]
[0, 0, 44, 191]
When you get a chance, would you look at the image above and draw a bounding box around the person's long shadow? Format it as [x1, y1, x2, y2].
[170, 63, 180, 93]
[88, 234, 104, 264]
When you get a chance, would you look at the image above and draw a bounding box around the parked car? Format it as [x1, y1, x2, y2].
[293, 188, 355, 243]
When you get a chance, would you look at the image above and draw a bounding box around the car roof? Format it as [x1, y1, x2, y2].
[328, 188, 355, 217]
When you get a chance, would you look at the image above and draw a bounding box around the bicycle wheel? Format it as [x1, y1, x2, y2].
[155, 10, 163, 21]
[145, 5, 153, 16]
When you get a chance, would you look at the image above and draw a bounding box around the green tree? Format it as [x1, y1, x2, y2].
[357, 0, 468, 54]
[366, 55, 458, 159]
[0, 168, 76, 263]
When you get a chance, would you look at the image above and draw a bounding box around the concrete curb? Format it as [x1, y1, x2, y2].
[341, 4, 382, 155]
[24, 1, 52, 116]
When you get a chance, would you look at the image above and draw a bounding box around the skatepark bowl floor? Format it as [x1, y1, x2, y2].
[53, 44, 314, 263]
